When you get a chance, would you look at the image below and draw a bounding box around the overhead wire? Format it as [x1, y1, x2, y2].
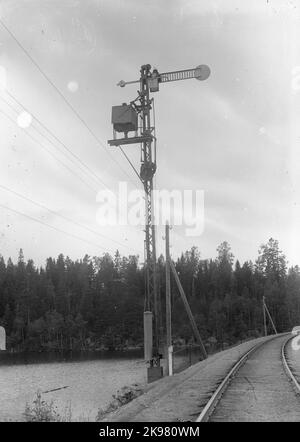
[3, 91, 111, 191]
[118, 146, 142, 184]
[0, 107, 97, 193]
[0, 108, 144, 254]
[0, 18, 148, 257]
[0, 100, 140, 220]
[1, 92, 146, 233]
[0, 183, 140, 254]
[0, 203, 128, 255]
[0, 18, 139, 188]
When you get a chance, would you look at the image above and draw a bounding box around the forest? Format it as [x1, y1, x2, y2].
[0, 238, 299, 353]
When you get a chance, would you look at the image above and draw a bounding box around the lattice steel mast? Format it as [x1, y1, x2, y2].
[108, 63, 210, 380]
[139, 64, 159, 355]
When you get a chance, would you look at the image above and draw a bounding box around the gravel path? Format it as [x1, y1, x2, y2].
[211, 334, 300, 422]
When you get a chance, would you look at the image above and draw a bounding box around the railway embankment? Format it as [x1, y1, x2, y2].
[100, 334, 284, 422]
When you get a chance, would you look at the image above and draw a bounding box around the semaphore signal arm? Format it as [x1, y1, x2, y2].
[116, 64, 210, 92]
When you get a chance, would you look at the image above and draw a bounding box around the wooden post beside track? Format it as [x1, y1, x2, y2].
[165, 223, 173, 375]
[263, 296, 267, 336]
[169, 259, 207, 359]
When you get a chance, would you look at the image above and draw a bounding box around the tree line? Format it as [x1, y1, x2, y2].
[0, 238, 299, 352]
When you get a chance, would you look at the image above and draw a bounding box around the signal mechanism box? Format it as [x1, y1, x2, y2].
[112, 104, 138, 133]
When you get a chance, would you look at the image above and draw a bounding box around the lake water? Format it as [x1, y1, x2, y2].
[0, 346, 205, 421]
[0, 353, 146, 421]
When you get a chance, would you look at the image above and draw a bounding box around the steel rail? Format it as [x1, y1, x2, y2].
[281, 335, 300, 395]
[196, 334, 283, 422]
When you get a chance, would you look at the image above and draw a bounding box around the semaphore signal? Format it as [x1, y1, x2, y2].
[108, 63, 210, 382]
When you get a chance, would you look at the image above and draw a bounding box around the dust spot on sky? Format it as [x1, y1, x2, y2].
[67, 81, 79, 93]
[17, 112, 32, 129]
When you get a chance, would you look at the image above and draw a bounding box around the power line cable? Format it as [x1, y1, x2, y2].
[3, 91, 110, 191]
[0, 203, 124, 255]
[0, 105, 147, 233]
[1, 96, 147, 231]
[0, 18, 139, 187]
[0, 108, 144, 252]
[0, 183, 139, 254]
[0, 102, 131, 216]
[118, 146, 142, 183]
[0, 107, 97, 193]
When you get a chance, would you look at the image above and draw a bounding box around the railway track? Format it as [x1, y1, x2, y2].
[196, 334, 300, 422]
[282, 336, 300, 395]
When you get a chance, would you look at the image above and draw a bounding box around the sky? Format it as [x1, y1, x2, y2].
[0, 0, 299, 267]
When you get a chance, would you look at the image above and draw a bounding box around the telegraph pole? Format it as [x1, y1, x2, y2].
[263, 296, 278, 335]
[0, 326, 6, 351]
[165, 223, 172, 375]
[263, 296, 267, 336]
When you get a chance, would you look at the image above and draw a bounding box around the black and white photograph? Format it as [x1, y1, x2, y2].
[0, 0, 300, 426]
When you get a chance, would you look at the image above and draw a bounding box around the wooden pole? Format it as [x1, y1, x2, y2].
[165, 223, 171, 348]
[264, 298, 278, 335]
[263, 296, 267, 336]
[165, 223, 173, 375]
[169, 260, 207, 359]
